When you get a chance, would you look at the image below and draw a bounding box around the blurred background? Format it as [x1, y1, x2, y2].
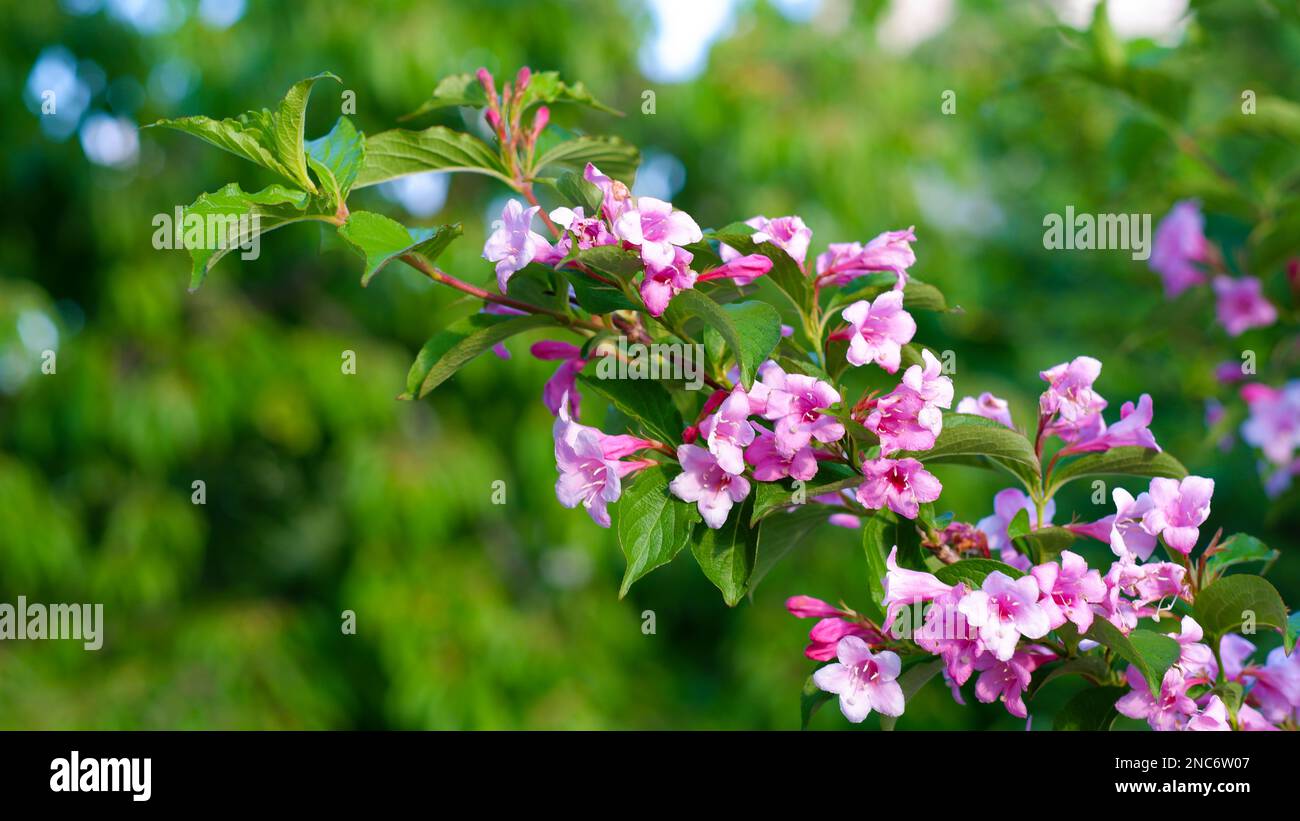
[1, 0, 1297, 729]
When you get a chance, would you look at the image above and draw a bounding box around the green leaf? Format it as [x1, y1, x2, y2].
[354, 126, 511, 188]
[614, 466, 700, 597]
[901, 279, 948, 312]
[900, 413, 1041, 487]
[880, 659, 944, 731]
[401, 314, 555, 399]
[338, 211, 461, 286]
[564, 244, 644, 281]
[149, 73, 338, 194]
[554, 170, 604, 214]
[1046, 446, 1187, 497]
[1203, 533, 1279, 581]
[576, 373, 683, 445]
[749, 505, 829, 596]
[667, 292, 781, 387]
[1084, 620, 1180, 697]
[399, 73, 489, 118]
[534, 135, 640, 185]
[569, 275, 637, 313]
[933, 558, 1025, 587]
[306, 116, 365, 203]
[1029, 654, 1112, 699]
[520, 71, 622, 115]
[1193, 574, 1292, 653]
[859, 513, 894, 621]
[1053, 686, 1126, 731]
[1017, 526, 1078, 563]
[749, 466, 860, 525]
[1007, 509, 1031, 542]
[1287, 613, 1299, 656]
[403, 70, 621, 121]
[691, 496, 757, 606]
[801, 673, 834, 729]
[178, 183, 336, 290]
[705, 224, 810, 314]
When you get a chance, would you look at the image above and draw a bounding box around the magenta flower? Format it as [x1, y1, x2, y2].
[828, 513, 862, 528]
[1108, 487, 1157, 560]
[882, 545, 953, 630]
[1132, 561, 1186, 608]
[1214, 275, 1278, 336]
[639, 246, 698, 317]
[1039, 356, 1107, 443]
[550, 205, 617, 249]
[815, 227, 918, 288]
[699, 388, 755, 475]
[531, 340, 586, 417]
[553, 407, 654, 527]
[744, 426, 817, 481]
[721, 215, 813, 268]
[785, 595, 841, 619]
[1064, 515, 1114, 545]
[1141, 476, 1214, 554]
[804, 617, 882, 662]
[956, 392, 1013, 428]
[583, 163, 633, 224]
[812, 636, 905, 722]
[1249, 646, 1300, 724]
[976, 488, 1055, 572]
[1241, 381, 1300, 466]
[856, 456, 942, 520]
[841, 290, 917, 373]
[1238, 704, 1281, 731]
[1173, 616, 1216, 681]
[902, 349, 954, 421]
[697, 253, 773, 287]
[1185, 696, 1230, 732]
[973, 648, 1047, 719]
[865, 386, 941, 455]
[915, 584, 982, 687]
[957, 571, 1050, 661]
[1063, 394, 1160, 455]
[614, 196, 703, 269]
[1030, 550, 1106, 633]
[669, 444, 751, 529]
[769, 374, 844, 455]
[1115, 666, 1197, 731]
[483, 199, 558, 292]
[1149, 200, 1208, 298]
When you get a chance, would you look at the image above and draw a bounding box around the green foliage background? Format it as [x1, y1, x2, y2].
[1, 0, 1297, 729]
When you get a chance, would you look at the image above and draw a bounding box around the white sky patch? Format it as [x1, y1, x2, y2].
[80, 113, 139, 167]
[1052, 0, 1190, 44]
[877, 0, 954, 56]
[25, 47, 92, 140]
[379, 172, 450, 219]
[17, 310, 59, 354]
[639, 0, 738, 84]
[633, 150, 688, 202]
[198, 0, 246, 29]
[912, 171, 1004, 237]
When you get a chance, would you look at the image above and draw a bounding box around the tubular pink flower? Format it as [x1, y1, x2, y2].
[1108, 487, 1158, 560]
[614, 195, 703, 269]
[856, 456, 942, 520]
[956, 392, 1013, 428]
[768, 374, 844, 455]
[881, 545, 953, 630]
[785, 595, 841, 619]
[1186, 695, 1230, 731]
[1115, 666, 1197, 731]
[669, 444, 751, 529]
[815, 227, 917, 288]
[552, 405, 653, 527]
[744, 426, 817, 481]
[841, 290, 916, 373]
[698, 388, 755, 475]
[812, 637, 905, 722]
[531, 341, 586, 417]
[549, 205, 618, 249]
[1141, 476, 1214, 555]
[957, 571, 1050, 661]
[1241, 380, 1300, 466]
[483, 199, 558, 291]
[804, 618, 882, 662]
[1039, 356, 1107, 443]
[1213, 275, 1277, 337]
[973, 648, 1049, 719]
[697, 253, 773, 286]
[1030, 550, 1106, 633]
[721, 215, 812, 268]
[583, 162, 633, 224]
[639, 246, 698, 317]
[976, 488, 1054, 572]
[1149, 200, 1208, 298]
[1062, 394, 1160, 455]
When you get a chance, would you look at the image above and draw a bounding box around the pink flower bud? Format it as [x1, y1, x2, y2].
[785, 596, 840, 619]
[515, 66, 531, 94]
[476, 67, 497, 105]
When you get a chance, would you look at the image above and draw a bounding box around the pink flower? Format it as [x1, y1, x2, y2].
[1173, 616, 1216, 681]
[976, 488, 1055, 572]
[1250, 646, 1300, 724]
[1065, 515, 1115, 544]
[767, 374, 844, 455]
[553, 406, 654, 527]
[1238, 704, 1280, 731]
[903, 349, 954, 420]
[1186, 695, 1230, 731]
[614, 196, 703, 269]
[828, 513, 862, 528]
[785, 595, 841, 619]
[1030, 550, 1106, 633]
[744, 426, 817, 481]
[483, 199, 558, 292]
[1241, 381, 1300, 466]
[856, 456, 942, 520]
[957, 571, 1050, 661]
[1062, 394, 1160, 455]
[1039, 356, 1107, 443]
[1108, 487, 1157, 560]
[669, 444, 751, 529]
[1214, 275, 1277, 336]
[841, 290, 916, 373]
[816, 227, 918, 288]
[639, 246, 698, 317]
[804, 617, 882, 661]
[865, 385, 940, 455]
[722, 215, 813, 268]
[915, 584, 982, 686]
[974, 648, 1048, 719]
[882, 545, 953, 630]
[1141, 476, 1214, 554]
[812, 636, 905, 722]
[956, 392, 1013, 428]
[531, 340, 586, 417]
[1132, 561, 1186, 608]
[583, 163, 633, 224]
[550, 205, 617, 249]
[697, 253, 773, 287]
[1149, 200, 1208, 298]
[1115, 666, 1197, 731]
[699, 388, 755, 475]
